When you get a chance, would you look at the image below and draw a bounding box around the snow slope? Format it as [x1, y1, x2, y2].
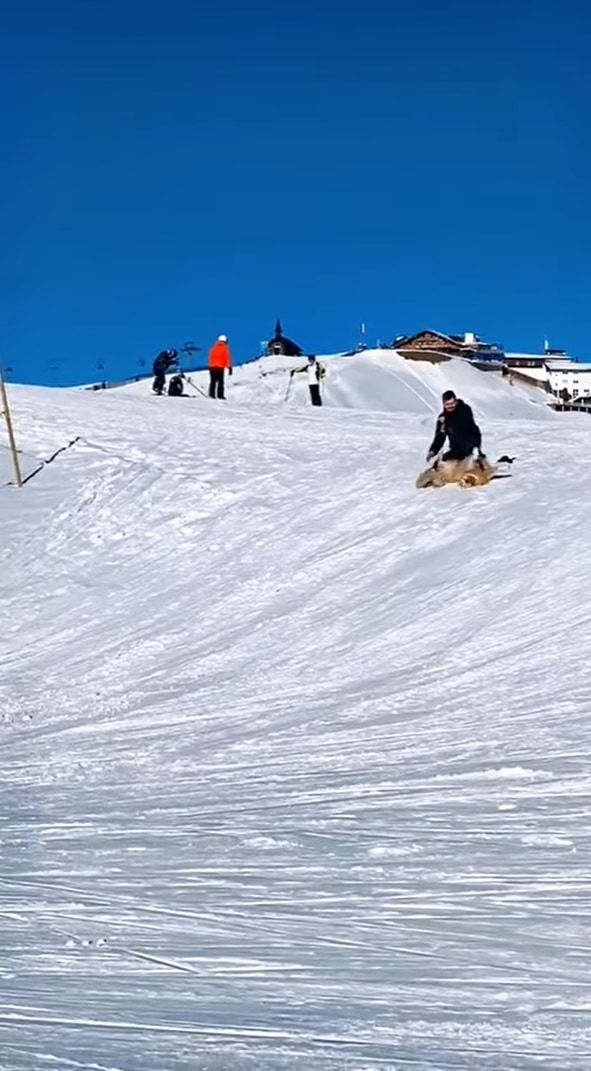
[1, 362, 590, 1070]
[162, 348, 553, 423]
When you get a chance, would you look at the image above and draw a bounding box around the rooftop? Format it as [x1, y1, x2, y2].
[545, 361, 591, 372]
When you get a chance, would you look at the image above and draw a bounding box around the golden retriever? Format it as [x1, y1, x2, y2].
[416, 456, 498, 489]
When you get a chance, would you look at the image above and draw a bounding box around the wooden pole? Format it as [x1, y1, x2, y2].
[0, 366, 22, 488]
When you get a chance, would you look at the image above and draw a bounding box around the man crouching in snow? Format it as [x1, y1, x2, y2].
[427, 390, 483, 464]
[417, 390, 492, 488]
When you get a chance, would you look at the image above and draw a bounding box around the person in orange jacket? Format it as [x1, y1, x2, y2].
[208, 334, 232, 399]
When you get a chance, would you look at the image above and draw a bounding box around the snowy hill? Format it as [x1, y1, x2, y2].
[1, 358, 590, 1070]
[122, 347, 552, 423]
[231, 349, 553, 422]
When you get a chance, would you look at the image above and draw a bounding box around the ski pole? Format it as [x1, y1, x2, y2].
[186, 376, 208, 399]
[284, 373, 294, 403]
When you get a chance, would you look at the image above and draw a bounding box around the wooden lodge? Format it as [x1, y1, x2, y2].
[393, 330, 504, 367]
[393, 330, 460, 362]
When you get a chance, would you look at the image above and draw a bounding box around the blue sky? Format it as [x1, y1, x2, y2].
[2, 0, 589, 385]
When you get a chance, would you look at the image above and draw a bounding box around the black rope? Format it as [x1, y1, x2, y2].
[16, 437, 83, 487]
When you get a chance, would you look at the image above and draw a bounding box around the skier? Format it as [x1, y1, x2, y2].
[427, 390, 484, 464]
[208, 335, 232, 399]
[291, 355, 326, 406]
[152, 349, 178, 395]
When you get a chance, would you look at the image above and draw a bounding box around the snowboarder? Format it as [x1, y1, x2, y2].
[427, 390, 483, 464]
[208, 335, 232, 399]
[291, 356, 326, 406]
[152, 349, 178, 395]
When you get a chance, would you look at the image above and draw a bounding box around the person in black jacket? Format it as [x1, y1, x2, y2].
[427, 391, 483, 463]
[152, 349, 178, 395]
[167, 373, 184, 396]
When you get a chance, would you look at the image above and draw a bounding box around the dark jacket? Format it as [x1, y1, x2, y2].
[153, 351, 177, 376]
[429, 400, 482, 458]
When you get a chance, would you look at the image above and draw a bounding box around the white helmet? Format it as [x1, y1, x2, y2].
[218, 334, 228, 343]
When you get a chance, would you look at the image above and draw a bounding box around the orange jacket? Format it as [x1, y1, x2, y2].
[208, 340, 232, 369]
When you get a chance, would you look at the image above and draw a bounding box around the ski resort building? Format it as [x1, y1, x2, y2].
[505, 354, 550, 371]
[545, 360, 591, 401]
[503, 350, 590, 400]
[393, 329, 504, 366]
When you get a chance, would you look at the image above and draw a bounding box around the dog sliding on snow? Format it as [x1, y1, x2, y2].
[416, 454, 513, 489]
[416, 390, 514, 488]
